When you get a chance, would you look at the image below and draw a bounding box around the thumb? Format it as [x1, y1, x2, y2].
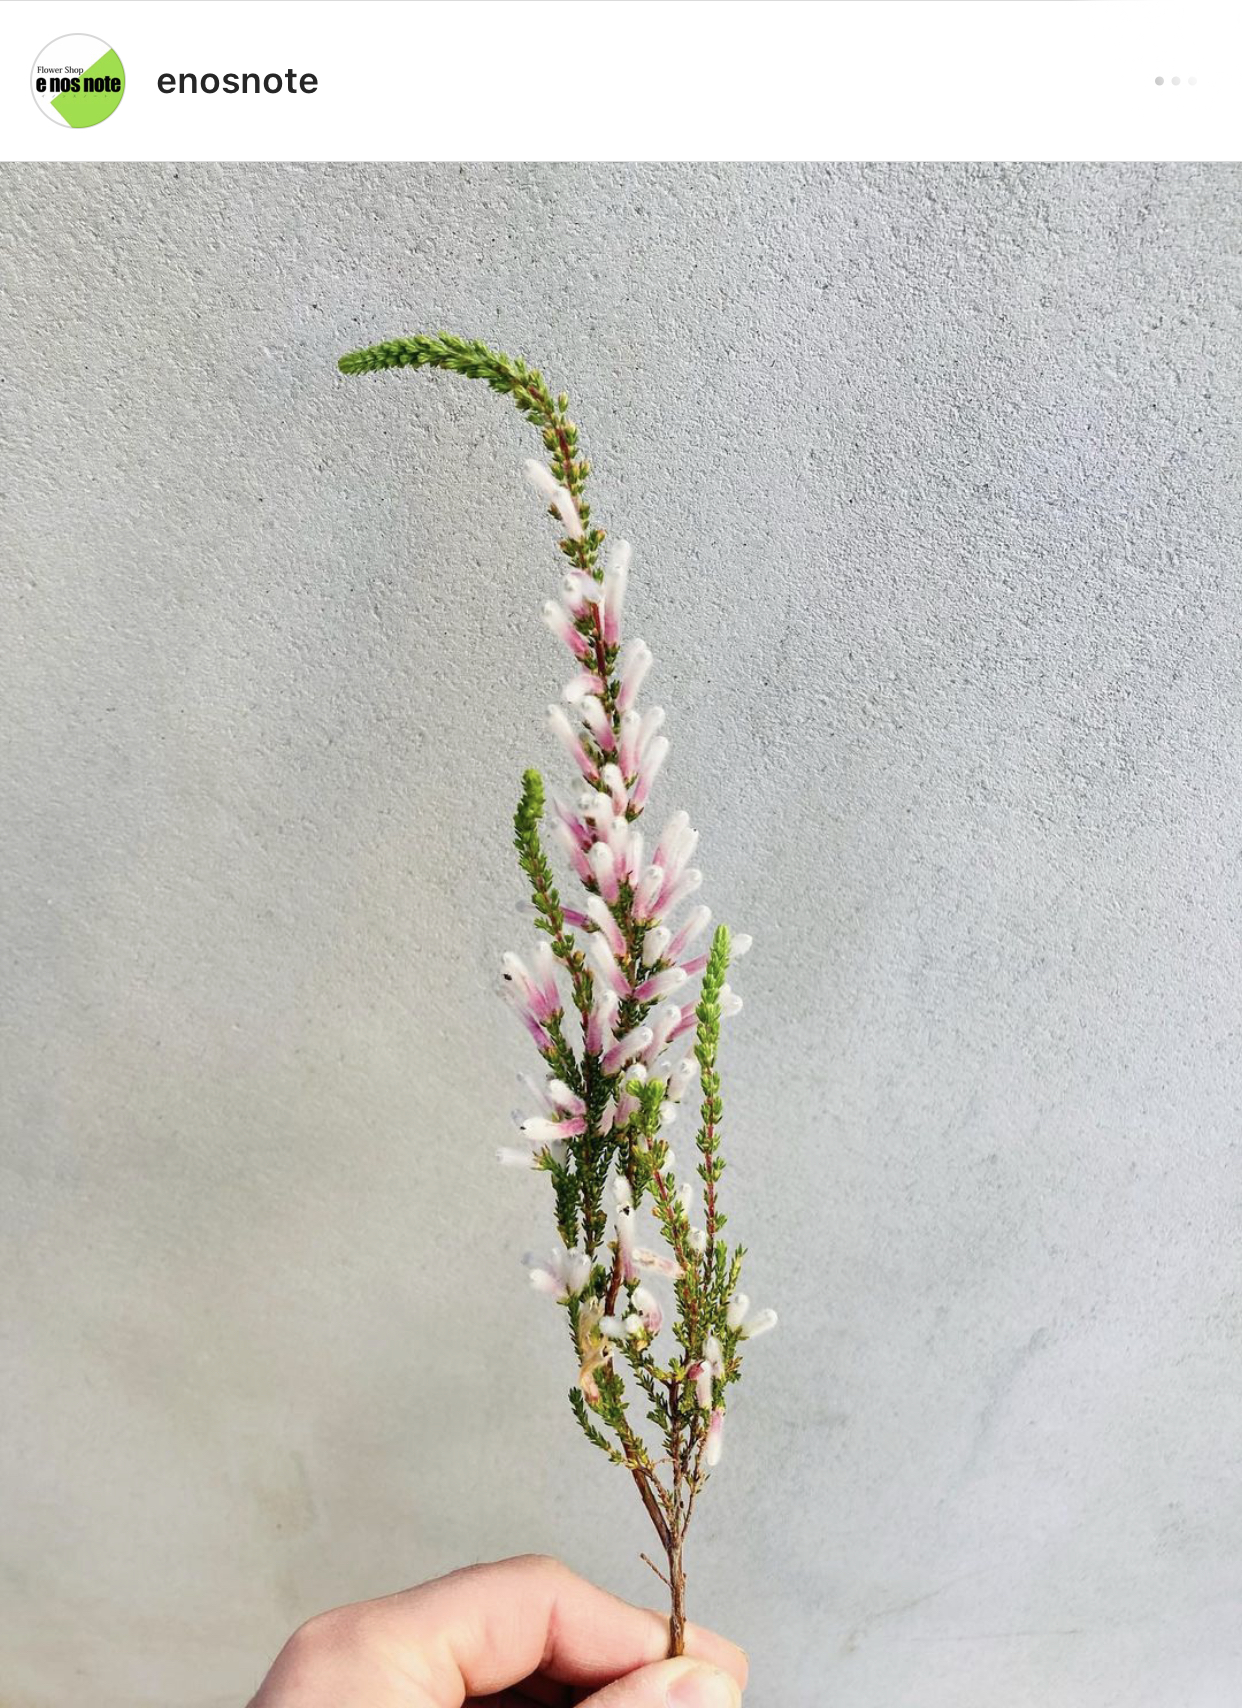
[579, 1655, 743, 1708]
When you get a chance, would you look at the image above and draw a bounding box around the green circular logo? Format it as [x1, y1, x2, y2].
[32, 34, 125, 128]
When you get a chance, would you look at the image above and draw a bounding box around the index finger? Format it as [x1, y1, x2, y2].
[345, 1555, 748, 1702]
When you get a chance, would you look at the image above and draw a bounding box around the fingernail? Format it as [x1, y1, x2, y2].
[666, 1663, 742, 1708]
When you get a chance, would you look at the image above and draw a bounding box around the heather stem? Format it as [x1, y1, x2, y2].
[338, 334, 772, 1665]
[666, 1529, 687, 1658]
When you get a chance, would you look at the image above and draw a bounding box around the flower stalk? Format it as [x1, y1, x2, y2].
[338, 332, 775, 1657]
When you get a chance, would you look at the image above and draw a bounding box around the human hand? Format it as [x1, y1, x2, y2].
[248, 1553, 747, 1708]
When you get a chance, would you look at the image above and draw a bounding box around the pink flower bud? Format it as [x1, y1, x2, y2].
[667, 1004, 697, 1045]
[588, 933, 631, 1000]
[600, 762, 628, 817]
[586, 985, 619, 1055]
[500, 959, 561, 1032]
[602, 1024, 654, 1076]
[541, 599, 591, 659]
[645, 1003, 683, 1060]
[633, 1247, 682, 1280]
[517, 1071, 556, 1115]
[632, 965, 689, 1004]
[687, 1360, 714, 1410]
[637, 704, 666, 756]
[525, 1243, 592, 1300]
[563, 670, 607, 705]
[602, 540, 631, 648]
[552, 821, 593, 883]
[659, 866, 702, 916]
[500, 951, 537, 1004]
[618, 709, 643, 779]
[654, 811, 695, 878]
[552, 794, 592, 848]
[587, 840, 620, 904]
[631, 1284, 663, 1335]
[523, 1016, 553, 1054]
[621, 827, 644, 884]
[584, 788, 615, 834]
[630, 734, 669, 810]
[632, 864, 666, 923]
[530, 941, 561, 1020]
[547, 705, 598, 782]
[585, 894, 626, 956]
[704, 1407, 725, 1467]
[667, 905, 711, 962]
[579, 695, 616, 752]
[666, 1056, 696, 1102]
[546, 1079, 587, 1117]
[617, 639, 653, 714]
[554, 491, 584, 542]
[523, 459, 582, 539]
[606, 812, 631, 869]
[616, 1203, 637, 1282]
[561, 571, 591, 617]
[520, 1114, 586, 1145]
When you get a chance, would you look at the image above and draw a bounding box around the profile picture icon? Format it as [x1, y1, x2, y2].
[31, 34, 125, 128]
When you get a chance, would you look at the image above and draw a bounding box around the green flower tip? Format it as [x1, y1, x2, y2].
[515, 768, 546, 837]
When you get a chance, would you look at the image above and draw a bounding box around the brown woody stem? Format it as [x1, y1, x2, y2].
[666, 1529, 687, 1657]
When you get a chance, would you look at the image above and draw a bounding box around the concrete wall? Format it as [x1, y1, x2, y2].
[2, 162, 1240, 1707]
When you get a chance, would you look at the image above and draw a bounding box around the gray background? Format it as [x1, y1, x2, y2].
[2, 162, 1240, 1708]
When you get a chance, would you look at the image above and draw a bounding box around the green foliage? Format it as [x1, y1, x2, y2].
[538, 1145, 581, 1253]
[513, 765, 545, 843]
[694, 927, 731, 1275]
[570, 1387, 623, 1462]
[513, 769, 594, 1077]
[338, 333, 604, 572]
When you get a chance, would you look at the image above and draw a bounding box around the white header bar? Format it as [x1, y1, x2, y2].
[3, 0, 1239, 162]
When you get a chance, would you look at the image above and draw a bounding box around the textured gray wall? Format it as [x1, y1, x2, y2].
[2, 162, 1240, 1708]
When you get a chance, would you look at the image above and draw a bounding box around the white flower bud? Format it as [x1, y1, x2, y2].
[642, 926, 672, 967]
[741, 1308, 778, 1340]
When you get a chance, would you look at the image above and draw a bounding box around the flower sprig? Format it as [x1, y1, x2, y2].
[338, 333, 775, 1657]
